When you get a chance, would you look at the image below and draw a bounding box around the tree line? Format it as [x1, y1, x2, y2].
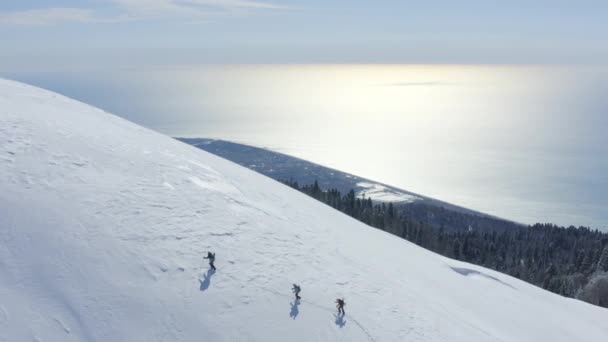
[282, 179, 608, 308]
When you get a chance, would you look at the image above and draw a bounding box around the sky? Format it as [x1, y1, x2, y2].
[1, 0, 608, 70]
[1, 1, 608, 230]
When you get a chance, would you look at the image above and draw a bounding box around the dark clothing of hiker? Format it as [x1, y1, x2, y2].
[292, 284, 301, 300]
[204, 252, 216, 271]
[336, 298, 345, 315]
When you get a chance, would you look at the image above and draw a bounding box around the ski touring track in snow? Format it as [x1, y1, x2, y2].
[194, 253, 379, 341]
[255, 286, 378, 342]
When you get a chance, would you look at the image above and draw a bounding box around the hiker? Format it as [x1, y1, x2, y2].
[204, 251, 216, 271]
[336, 298, 345, 315]
[292, 284, 301, 300]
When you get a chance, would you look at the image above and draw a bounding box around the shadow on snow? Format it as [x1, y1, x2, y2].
[450, 266, 516, 289]
[290, 300, 300, 319]
[199, 268, 216, 291]
[334, 313, 346, 328]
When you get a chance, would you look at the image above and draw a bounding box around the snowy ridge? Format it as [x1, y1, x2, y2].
[1, 78, 607, 342]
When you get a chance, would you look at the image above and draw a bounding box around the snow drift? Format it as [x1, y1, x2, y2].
[1, 78, 607, 342]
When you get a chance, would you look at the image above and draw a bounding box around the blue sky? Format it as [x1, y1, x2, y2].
[1, 0, 607, 70]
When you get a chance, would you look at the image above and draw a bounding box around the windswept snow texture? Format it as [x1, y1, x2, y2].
[0, 79, 607, 342]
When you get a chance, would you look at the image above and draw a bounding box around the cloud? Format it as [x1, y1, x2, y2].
[0, 8, 95, 26]
[384, 81, 458, 87]
[112, 0, 287, 18]
[159, 0, 284, 10]
[0, 0, 285, 26]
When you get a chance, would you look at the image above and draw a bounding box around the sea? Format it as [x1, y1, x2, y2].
[6, 64, 608, 230]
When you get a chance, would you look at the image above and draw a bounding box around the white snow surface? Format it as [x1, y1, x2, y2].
[1, 78, 607, 342]
[356, 182, 420, 203]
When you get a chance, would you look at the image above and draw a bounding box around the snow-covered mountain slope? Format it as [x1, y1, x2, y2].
[1, 78, 607, 342]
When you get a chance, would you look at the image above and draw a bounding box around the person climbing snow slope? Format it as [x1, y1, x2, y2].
[292, 284, 301, 300]
[336, 298, 345, 315]
[204, 251, 216, 271]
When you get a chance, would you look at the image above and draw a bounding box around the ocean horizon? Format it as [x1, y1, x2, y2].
[6, 64, 608, 230]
